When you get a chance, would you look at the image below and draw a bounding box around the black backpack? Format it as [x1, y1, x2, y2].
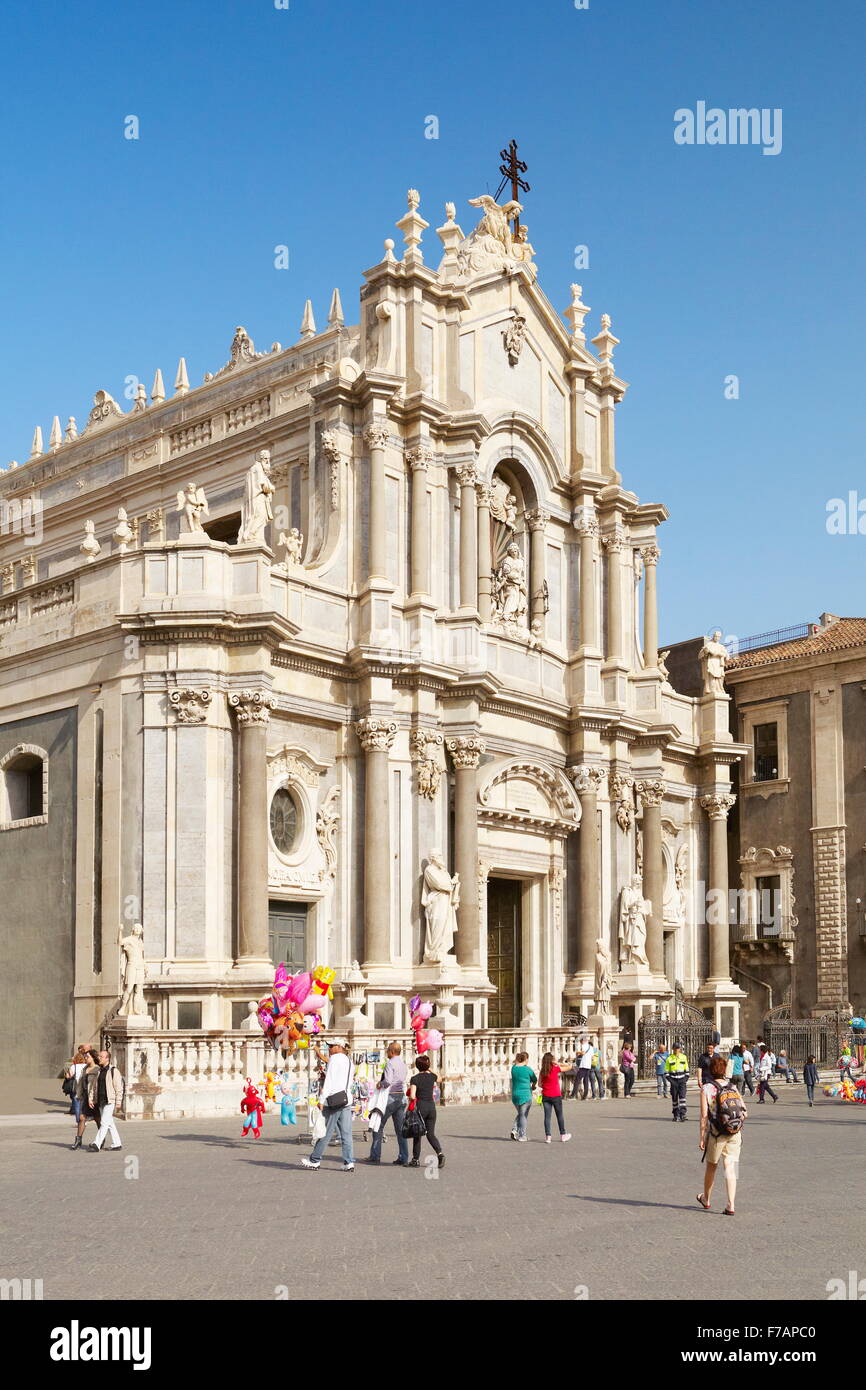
[710, 1079, 746, 1136]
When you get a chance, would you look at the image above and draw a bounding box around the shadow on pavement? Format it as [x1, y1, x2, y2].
[571, 1195, 696, 1212]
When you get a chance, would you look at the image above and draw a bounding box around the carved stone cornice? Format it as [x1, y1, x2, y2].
[635, 778, 665, 808]
[228, 689, 276, 726]
[363, 421, 390, 451]
[640, 543, 661, 566]
[447, 734, 486, 769]
[405, 443, 433, 472]
[526, 508, 550, 533]
[701, 792, 736, 821]
[568, 764, 606, 795]
[355, 716, 398, 752]
[168, 687, 212, 724]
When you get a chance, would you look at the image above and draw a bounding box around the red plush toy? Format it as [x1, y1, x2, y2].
[240, 1078, 266, 1138]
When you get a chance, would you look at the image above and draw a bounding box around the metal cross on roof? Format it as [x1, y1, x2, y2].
[495, 139, 530, 236]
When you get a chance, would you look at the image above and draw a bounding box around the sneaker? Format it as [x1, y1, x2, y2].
[300, 1158, 320, 1169]
[110, 1145, 123, 1151]
[517, 1135, 528, 1143]
[342, 1162, 355, 1172]
[544, 1136, 552, 1144]
[560, 1133, 572, 1142]
[88, 1143, 101, 1151]
[409, 1159, 420, 1167]
[510, 1130, 518, 1141]
[392, 1159, 408, 1166]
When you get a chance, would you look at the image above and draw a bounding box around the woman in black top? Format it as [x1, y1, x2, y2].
[407, 1056, 445, 1169]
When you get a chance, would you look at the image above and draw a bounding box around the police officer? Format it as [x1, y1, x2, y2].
[665, 1041, 689, 1122]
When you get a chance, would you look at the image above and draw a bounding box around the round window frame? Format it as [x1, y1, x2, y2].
[269, 784, 303, 861]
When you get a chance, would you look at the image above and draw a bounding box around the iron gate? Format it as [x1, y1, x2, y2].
[762, 1008, 850, 1067]
[638, 984, 714, 1079]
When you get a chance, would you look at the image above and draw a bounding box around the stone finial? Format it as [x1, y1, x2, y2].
[151, 369, 166, 404]
[80, 519, 101, 563]
[445, 201, 456, 223]
[300, 299, 316, 339]
[592, 314, 619, 369]
[565, 284, 591, 344]
[113, 507, 135, 553]
[396, 188, 429, 263]
[49, 416, 62, 450]
[174, 357, 189, 396]
[382, 238, 396, 264]
[327, 288, 344, 327]
[65, 417, 78, 442]
[30, 427, 44, 460]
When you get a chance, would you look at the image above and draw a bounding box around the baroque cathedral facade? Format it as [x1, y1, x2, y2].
[0, 187, 747, 1074]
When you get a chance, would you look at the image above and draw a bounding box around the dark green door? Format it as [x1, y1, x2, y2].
[268, 901, 308, 971]
[487, 879, 522, 1028]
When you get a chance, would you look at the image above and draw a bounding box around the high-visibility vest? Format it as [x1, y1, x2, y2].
[665, 1052, 689, 1074]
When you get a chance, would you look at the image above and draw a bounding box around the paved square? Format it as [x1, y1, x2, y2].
[3, 1089, 860, 1301]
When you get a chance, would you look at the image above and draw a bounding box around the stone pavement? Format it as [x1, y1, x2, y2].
[2, 1088, 861, 1301]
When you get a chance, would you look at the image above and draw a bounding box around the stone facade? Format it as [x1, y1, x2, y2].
[0, 188, 748, 1077]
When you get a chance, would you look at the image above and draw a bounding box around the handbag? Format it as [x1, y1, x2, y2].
[62, 1076, 76, 1097]
[322, 1055, 352, 1112]
[401, 1105, 426, 1140]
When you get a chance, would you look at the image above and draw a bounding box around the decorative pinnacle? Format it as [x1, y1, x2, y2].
[592, 314, 620, 367]
[49, 416, 62, 450]
[327, 288, 344, 327]
[151, 369, 166, 404]
[174, 357, 189, 395]
[396, 188, 429, 262]
[300, 299, 316, 339]
[30, 426, 43, 459]
[564, 284, 591, 344]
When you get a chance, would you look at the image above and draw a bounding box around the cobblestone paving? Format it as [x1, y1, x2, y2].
[2, 1089, 860, 1301]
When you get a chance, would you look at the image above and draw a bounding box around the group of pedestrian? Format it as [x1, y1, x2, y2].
[300, 1039, 446, 1173]
[509, 1051, 572, 1141]
[64, 1043, 124, 1152]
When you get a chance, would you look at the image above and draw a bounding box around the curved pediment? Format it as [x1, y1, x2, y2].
[478, 758, 580, 832]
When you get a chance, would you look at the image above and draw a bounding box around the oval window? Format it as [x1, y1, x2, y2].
[270, 787, 298, 854]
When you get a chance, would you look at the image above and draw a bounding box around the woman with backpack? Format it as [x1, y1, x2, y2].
[697, 1054, 747, 1216]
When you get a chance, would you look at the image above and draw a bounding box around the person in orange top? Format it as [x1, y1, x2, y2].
[538, 1051, 572, 1145]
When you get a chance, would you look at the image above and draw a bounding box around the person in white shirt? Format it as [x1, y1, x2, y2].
[572, 1037, 596, 1099]
[756, 1047, 778, 1104]
[741, 1044, 756, 1096]
[301, 1040, 355, 1171]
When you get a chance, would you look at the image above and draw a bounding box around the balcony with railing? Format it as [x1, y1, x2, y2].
[730, 916, 796, 958]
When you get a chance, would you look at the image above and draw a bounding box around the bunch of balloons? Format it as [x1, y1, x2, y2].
[256, 964, 333, 1054]
[409, 994, 443, 1055]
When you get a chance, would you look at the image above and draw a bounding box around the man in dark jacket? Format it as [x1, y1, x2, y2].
[87, 1050, 124, 1151]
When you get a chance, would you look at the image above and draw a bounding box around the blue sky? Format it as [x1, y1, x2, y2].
[1, 0, 864, 642]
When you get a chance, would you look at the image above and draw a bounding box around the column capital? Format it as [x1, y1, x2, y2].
[701, 792, 736, 821]
[476, 482, 494, 507]
[168, 687, 212, 724]
[635, 777, 664, 808]
[228, 689, 276, 725]
[568, 764, 606, 794]
[572, 504, 599, 539]
[355, 716, 398, 752]
[640, 542, 661, 566]
[526, 508, 550, 533]
[405, 442, 433, 471]
[363, 420, 390, 451]
[602, 528, 627, 552]
[456, 461, 479, 489]
[447, 734, 486, 769]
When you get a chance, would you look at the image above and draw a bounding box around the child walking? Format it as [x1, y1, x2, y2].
[510, 1051, 537, 1141]
[539, 1052, 571, 1144]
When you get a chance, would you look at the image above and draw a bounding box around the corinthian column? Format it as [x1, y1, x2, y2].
[356, 717, 398, 967]
[457, 462, 478, 611]
[602, 528, 626, 662]
[527, 508, 550, 635]
[477, 483, 493, 622]
[641, 543, 660, 670]
[229, 689, 276, 962]
[363, 420, 390, 581]
[446, 735, 485, 969]
[636, 778, 665, 974]
[574, 505, 600, 650]
[407, 444, 432, 596]
[570, 765, 606, 977]
[701, 793, 736, 981]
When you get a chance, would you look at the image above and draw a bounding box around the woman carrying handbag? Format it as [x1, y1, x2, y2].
[406, 1055, 445, 1169]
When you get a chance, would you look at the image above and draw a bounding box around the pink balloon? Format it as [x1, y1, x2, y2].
[425, 1029, 444, 1051]
[410, 1014, 425, 1031]
[414, 1029, 430, 1053]
[416, 1002, 433, 1021]
[286, 972, 312, 1008]
[297, 994, 325, 1016]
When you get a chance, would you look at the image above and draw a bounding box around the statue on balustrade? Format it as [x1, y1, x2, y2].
[176, 483, 209, 534]
[421, 852, 460, 965]
[594, 937, 613, 1014]
[239, 448, 274, 544]
[118, 922, 148, 1017]
[699, 630, 729, 697]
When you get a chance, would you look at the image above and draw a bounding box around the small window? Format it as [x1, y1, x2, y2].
[755, 875, 782, 937]
[2, 751, 45, 821]
[231, 1000, 251, 1028]
[176, 1001, 202, 1030]
[753, 722, 779, 782]
[463, 1003, 475, 1030]
[373, 1002, 396, 1031]
[270, 787, 299, 855]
